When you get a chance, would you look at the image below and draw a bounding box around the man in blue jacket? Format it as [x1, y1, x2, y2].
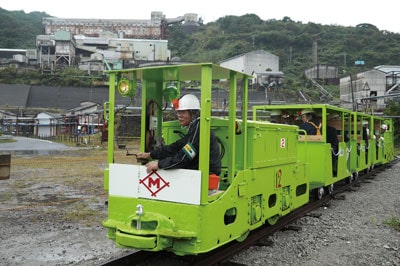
[136, 94, 221, 176]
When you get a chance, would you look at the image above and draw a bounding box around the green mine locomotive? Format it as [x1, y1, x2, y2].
[102, 63, 395, 255]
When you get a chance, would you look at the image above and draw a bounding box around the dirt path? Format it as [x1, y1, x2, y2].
[0, 147, 134, 266]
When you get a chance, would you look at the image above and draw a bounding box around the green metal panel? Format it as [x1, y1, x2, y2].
[298, 142, 331, 189]
[246, 121, 298, 169]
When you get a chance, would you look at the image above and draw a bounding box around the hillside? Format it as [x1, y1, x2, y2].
[0, 8, 48, 48]
[165, 14, 400, 86]
[1, 9, 400, 88]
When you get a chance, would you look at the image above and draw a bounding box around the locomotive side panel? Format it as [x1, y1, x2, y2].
[246, 121, 298, 169]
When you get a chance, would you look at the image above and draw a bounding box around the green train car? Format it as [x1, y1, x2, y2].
[102, 63, 394, 255]
[253, 104, 395, 198]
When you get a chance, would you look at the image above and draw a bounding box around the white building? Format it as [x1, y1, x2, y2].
[219, 50, 283, 91]
[35, 112, 60, 137]
[340, 65, 400, 111]
[219, 50, 279, 75]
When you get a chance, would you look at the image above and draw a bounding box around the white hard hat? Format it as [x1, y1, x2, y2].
[173, 94, 200, 110]
[301, 108, 313, 115]
[270, 110, 281, 116]
[362, 120, 368, 125]
[381, 124, 388, 130]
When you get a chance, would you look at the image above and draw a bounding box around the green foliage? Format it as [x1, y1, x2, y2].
[167, 15, 400, 89]
[383, 217, 400, 232]
[0, 8, 47, 48]
[0, 67, 93, 87]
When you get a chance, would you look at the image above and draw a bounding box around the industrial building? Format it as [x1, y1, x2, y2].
[219, 50, 283, 90]
[2, 11, 201, 73]
[340, 65, 400, 111]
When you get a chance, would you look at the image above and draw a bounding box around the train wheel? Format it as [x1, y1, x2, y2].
[353, 172, 359, 181]
[315, 187, 325, 200]
[236, 230, 249, 242]
[346, 174, 354, 184]
[326, 184, 334, 195]
[368, 165, 372, 172]
[267, 215, 280, 225]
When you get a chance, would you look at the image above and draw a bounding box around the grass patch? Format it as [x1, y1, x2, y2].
[0, 137, 16, 144]
[383, 217, 400, 232]
[62, 201, 101, 226]
[0, 191, 13, 201]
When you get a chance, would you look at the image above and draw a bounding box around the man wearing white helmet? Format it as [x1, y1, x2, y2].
[137, 94, 221, 175]
[270, 109, 282, 123]
[299, 109, 321, 135]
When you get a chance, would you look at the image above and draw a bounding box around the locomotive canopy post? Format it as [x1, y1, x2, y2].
[227, 71, 238, 184]
[104, 72, 116, 191]
[198, 64, 212, 202]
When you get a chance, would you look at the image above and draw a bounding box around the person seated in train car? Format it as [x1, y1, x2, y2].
[299, 109, 321, 135]
[327, 124, 339, 175]
[136, 94, 221, 175]
[325, 113, 340, 175]
[362, 120, 370, 143]
[326, 114, 339, 152]
[380, 124, 388, 141]
[362, 120, 369, 161]
[270, 109, 283, 123]
[271, 109, 293, 124]
[281, 112, 293, 124]
[373, 126, 385, 141]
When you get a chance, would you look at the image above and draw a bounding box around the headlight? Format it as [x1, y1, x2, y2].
[118, 79, 135, 97]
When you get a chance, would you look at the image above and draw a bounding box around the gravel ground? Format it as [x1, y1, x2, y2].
[1, 138, 399, 266]
[0, 141, 132, 266]
[231, 159, 400, 266]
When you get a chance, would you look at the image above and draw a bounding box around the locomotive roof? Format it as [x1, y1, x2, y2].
[105, 63, 253, 81]
[252, 103, 355, 114]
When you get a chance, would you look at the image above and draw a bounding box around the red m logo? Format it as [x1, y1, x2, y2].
[147, 177, 160, 189]
[139, 171, 170, 197]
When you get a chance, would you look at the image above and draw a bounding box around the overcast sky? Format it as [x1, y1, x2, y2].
[1, 0, 399, 33]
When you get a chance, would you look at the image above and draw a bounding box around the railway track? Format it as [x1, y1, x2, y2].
[100, 161, 395, 266]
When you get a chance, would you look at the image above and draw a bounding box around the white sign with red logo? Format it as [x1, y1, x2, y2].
[109, 163, 201, 205]
[280, 138, 286, 148]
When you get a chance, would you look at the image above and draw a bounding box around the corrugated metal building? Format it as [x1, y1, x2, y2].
[340, 65, 400, 111]
[304, 64, 339, 85]
[219, 50, 280, 75]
